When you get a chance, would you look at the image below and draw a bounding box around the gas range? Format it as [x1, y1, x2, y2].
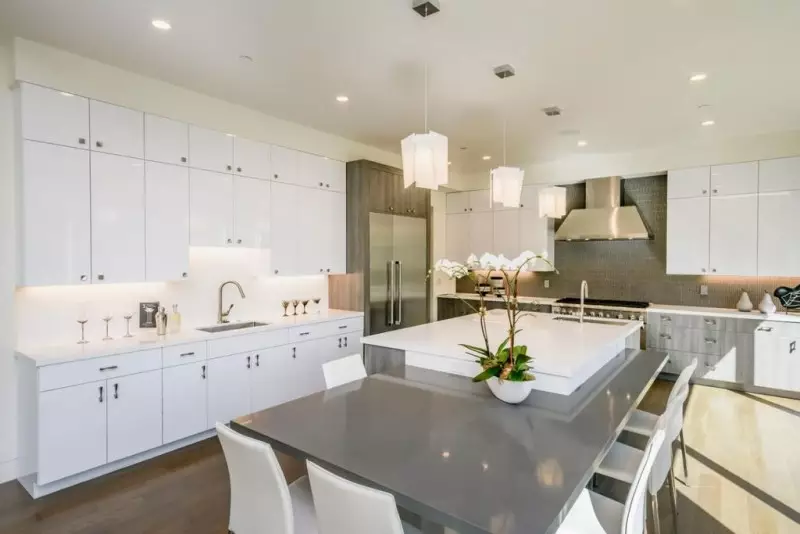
[552, 298, 649, 322]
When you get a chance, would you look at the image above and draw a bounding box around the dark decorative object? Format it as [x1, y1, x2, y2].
[774, 285, 800, 309]
[139, 301, 160, 328]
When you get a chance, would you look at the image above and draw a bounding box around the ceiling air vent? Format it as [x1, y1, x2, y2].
[494, 64, 516, 79]
[412, 0, 440, 17]
[542, 106, 562, 117]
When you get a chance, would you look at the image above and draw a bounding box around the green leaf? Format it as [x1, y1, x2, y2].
[507, 369, 525, 381]
[497, 347, 510, 363]
[496, 336, 510, 356]
[460, 344, 491, 357]
[514, 354, 532, 370]
[472, 366, 501, 383]
[512, 345, 528, 357]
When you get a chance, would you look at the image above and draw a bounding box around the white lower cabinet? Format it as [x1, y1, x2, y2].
[206, 353, 251, 429]
[38, 380, 107, 485]
[754, 323, 800, 392]
[162, 362, 208, 444]
[106, 370, 163, 463]
[250, 346, 295, 412]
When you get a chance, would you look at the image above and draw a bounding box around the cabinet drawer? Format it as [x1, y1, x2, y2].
[329, 317, 364, 335]
[649, 328, 723, 355]
[207, 329, 290, 359]
[289, 323, 327, 343]
[38, 349, 162, 392]
[162, 342, 208, 367]
[652, 313, 730, 331]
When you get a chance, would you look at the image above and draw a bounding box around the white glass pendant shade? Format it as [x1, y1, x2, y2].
[490, 166, 524, 208]
[538, 186, 567, 218]
[402, 131, 448, 190]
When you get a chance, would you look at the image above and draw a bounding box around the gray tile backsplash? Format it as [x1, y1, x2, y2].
[456, 174, 798, 310]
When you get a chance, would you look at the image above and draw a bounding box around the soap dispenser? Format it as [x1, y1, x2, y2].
[169, 304, 182, 334]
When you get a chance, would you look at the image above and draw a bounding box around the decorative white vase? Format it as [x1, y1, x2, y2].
[737, 291, 753, 312]
[759, 291, 777, 314]
[486, 377, 534, 404]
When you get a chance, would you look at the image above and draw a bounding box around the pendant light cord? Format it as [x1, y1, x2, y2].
[424, 62, 428, 132]
[503, 118, 507, 166]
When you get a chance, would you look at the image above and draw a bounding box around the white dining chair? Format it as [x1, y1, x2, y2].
[306, 460, 421, 534]
[557, 419, 667, 534]
[323, 353, 367, 390]
[216, 423, 318, 534]
[623, 358, 697, 478]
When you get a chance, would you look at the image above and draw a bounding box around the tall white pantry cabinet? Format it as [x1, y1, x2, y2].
[15, 82, 347, 286]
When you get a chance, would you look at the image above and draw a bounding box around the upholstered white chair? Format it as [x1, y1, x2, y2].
[322, 354, 367, 390]
[216, 423, 318, 534]
[623, 358, 698, 478]
[557, 419, 667, 534]
[306, 460, 421, 534]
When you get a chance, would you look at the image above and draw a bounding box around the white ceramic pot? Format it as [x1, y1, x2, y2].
[486, 377, 534, 404]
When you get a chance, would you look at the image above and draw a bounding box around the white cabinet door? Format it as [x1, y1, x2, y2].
[299, 188, 328, 275]
[325, 158, 347, 193]
[38, 380, 107, 485]
[709, 195, 758, 276]
[519, 185, 542, 212]
[233, 177, 271, 248]
[338, 330, 363, 360]
[190, 169, 233, 246]
[293, 340, 326, 397]
[710, 162, 758, 196]
[106, 370, 163, 463]
[326, 191, 347, 274]
[468, 211, 494, 257]
[234, 137, 271, 180]
[668, 167, 710, 199]
[271, 145, 298, 184]
[493, 210, 520, 259]
[19, 141, 92, 286]
[519, 210, 555, 271]
[446, 192, 470, 214]
[754, 325, 791, 390]
[89, 100, 144, 159]
[270, 182, 302, 275]
[207, 353, 251, 428]
[759, 157, 800, 193]
[189, 125, 233, 173]
[445, 213, 470, 262]
[163, 362, 208, 444]
[250, 346, 295, 412]
[296, 151, 325, 189]
[469, 190, 492, 212]
[144, 114, 188, 166]
[91, 153, 146, 284]
[666, 197, 709, 275]
[146, 162, 189, 281]
[19, 83, 90, 149]
[758, 189, 800, 276]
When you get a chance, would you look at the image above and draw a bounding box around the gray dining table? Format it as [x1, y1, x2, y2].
[231, 348, 668, 534]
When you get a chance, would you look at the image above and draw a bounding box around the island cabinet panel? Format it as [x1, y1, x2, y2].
[106, 370, 163, 463]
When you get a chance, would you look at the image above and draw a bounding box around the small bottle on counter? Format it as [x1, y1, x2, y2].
[169, 304, 182, 334]
[155, 306, 168, 336]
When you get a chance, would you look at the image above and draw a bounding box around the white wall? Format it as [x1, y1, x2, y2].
[429, 190, 455, 320]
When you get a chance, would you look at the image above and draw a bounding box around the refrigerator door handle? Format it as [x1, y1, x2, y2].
[387, 261, 395, 326]
[395, 261, 403, 325]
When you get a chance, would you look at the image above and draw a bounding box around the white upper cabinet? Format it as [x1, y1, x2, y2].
[90, 153, 146, 284]
[270, 182, 301, 275]
[144, 114, 189, 166]
[18, 83, 90, 149]
[233, 176, 271, 248]
[189, 125, 233, 173]
[19, 141, 91, 287]
[469, 190, 492, 212]
[468, 210, 494, 256]
[446, 192, 471, 214]
[519, 185, 542, 211]
[271, 145, 297, 184]
[324, 158, 347, 193]
[668, 167, 710, 199]
[324, 191, 347, 274]
[493, 210, 521, 259]
[233, 137, 272, 180]
[445, 213, 471, 261]
[759, 189, 800, 276]
[759, 156, 800, 193]
[518, 210, 555, 271]
[666, 196, 710, 275]
[145, 162, 190, 281]
[189, 169, 234, 247]
[709, 162, 758, 196]
[106, 370, 163, 463]
[89, 100, 144, 159]
[709, 195, 758, 276]
[297, 151, 325, 189]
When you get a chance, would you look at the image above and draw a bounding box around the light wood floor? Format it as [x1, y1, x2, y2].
[0, 381, 798, 533]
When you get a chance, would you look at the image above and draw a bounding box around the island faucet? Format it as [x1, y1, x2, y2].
[580, 280, 589, 323]
[218, 280, 246, 324]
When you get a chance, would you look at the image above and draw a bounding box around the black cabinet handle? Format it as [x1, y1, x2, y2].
[791, 341, 796, 354]
[78, 137, 86, 145]
[182, 272, 188, 278]
[255, 354, 260, 367]
[299, 332, 310, 336]
[180, 352, 195, 358]
[181, 156, 187, 163]
[201, 365, 206, 379]
[292, 347, 297, 359]
[113, 383, 119, 399]
[99, 365, 118, 372]
[338, 337, 342, 348]
[338, 325, 347, 329]
[96, 140, 104, 148]
[237, 167, 242, 172]
[246, 355, 251, 369]
[98, 386, 104, 403]
[344, 337, 348, 347]
[226, 165, 232, 171]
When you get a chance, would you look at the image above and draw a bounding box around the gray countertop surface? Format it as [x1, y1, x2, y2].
[232, 348, 668, 534]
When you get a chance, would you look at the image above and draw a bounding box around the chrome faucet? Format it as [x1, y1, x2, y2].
[580, 280, 589, 324]
[218, 281, 246, 324]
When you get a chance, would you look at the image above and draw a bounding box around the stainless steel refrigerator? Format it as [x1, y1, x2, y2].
[368, 213, 428, 335]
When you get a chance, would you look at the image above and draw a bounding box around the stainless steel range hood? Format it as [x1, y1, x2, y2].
[554, 176, 651, 241]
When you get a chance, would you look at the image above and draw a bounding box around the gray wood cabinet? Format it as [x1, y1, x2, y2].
[351, 160, 429, 218]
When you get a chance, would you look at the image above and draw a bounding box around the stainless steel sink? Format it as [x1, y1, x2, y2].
[196, 321, 269, 333]
[552, 316, 623, 326]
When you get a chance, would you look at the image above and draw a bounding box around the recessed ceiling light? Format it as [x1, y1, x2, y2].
[482, 155, 491, 161]
[689, 73, 707, 83]
[226, 133, 236, 137]
[59, 91, 74, 97]
[701, 120, 715, 126]
[336, 95, 349, 103]
[152, 19, 172, 30]
[577, 140, 588, 147]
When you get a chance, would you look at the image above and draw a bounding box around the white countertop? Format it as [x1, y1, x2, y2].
[437, 293, 559, 305]
[362, 310, 642, 379]
[648, 304, 800, 323]
[17, 310, 364, 366]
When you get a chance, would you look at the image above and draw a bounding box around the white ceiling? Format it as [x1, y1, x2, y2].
[2, 0, 799, 172]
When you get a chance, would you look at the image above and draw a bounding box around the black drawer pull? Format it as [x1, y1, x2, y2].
[99, 365, 118, 372]
[299, 332, 310, 336]
[180, 352, 195, 357]
[791, 341, 796, 354]
[338, 325, 348, 329]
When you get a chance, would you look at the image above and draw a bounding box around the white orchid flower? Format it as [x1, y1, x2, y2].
[478, 253, 501, 270]
[433, 259, 468, 279]
[465, 254, 479, 268]
[496, 254, 513, 270]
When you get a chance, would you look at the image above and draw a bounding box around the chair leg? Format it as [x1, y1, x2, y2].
[592, 473, 598, 489]
[679, 429, 689, 479]
[668, 466, 679, 534]
[651, 494, 662, 534]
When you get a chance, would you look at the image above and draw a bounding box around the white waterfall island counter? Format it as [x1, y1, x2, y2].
[361, 310, 643, 395]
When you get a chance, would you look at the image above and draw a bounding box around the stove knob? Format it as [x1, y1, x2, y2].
[617, 313, 625, 320]
[590, 311, 596, 317]
[629, 314, 636, 321]
[553, 307, 560, 314]
[604, 312, 611, 318]
[638, 315, 644, 321]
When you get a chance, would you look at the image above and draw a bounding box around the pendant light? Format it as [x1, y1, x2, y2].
[402, 1, 448, 190]
[489, 65, 523, 208]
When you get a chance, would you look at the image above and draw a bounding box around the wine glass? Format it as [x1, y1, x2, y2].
[123, 312, 134, 338]
[102, 313, 113, 341]
[313, 297, 321, 314]
[291, 299, 300, 316]
[76, 311, 89, 345]
[301, 299, 310, 315]
[281, 300, 290, 317]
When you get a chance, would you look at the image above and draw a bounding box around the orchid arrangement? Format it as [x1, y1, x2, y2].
[433, 251, 556, 383]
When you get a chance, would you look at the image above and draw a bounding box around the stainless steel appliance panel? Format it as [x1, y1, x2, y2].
[369, 213, 395, 335]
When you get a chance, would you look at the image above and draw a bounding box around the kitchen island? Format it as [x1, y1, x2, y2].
[362, 310, 642, 395]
